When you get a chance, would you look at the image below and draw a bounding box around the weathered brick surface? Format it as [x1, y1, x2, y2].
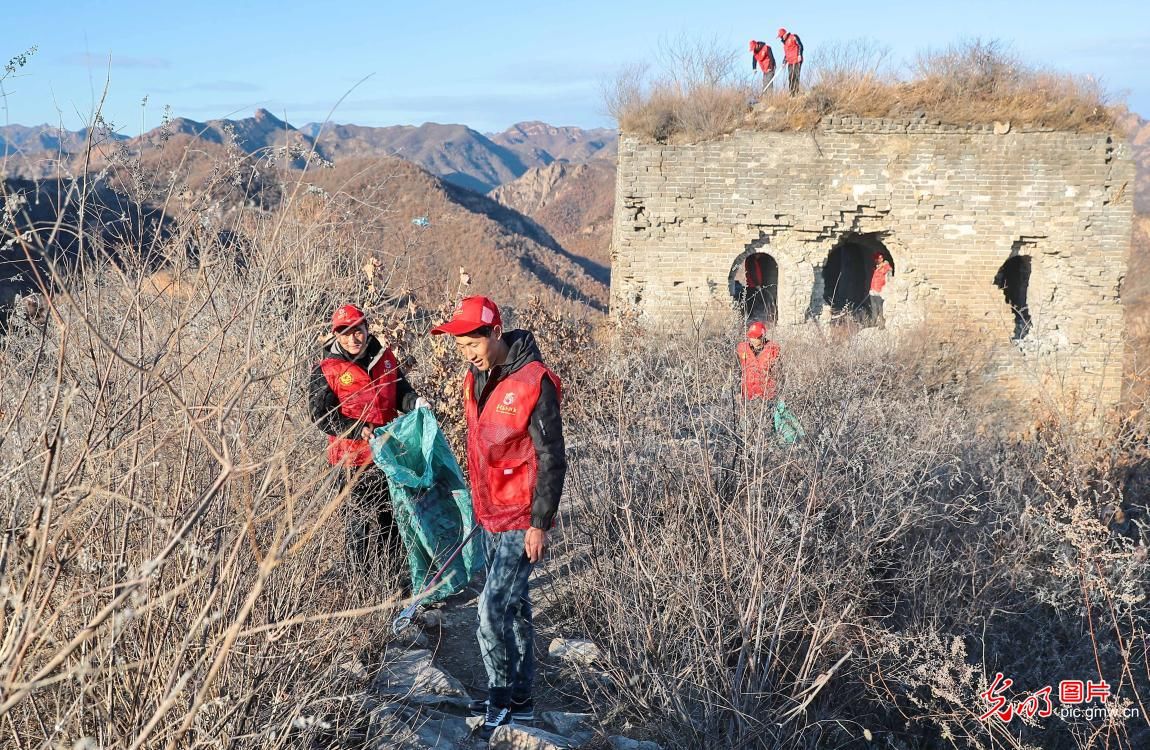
[610, 118, 1135, 409]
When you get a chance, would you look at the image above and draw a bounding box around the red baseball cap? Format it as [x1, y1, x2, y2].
[747, 321, 767, 339]
[430, 296, 502, 336]
[331, 304, 367, 332]
[777, 27, 787, 38]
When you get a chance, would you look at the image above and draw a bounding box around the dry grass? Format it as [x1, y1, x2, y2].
[549, 324, 1150, 749]
[612, 38, 1119, 142]
[604, 37, 753, 143]
[0, 167, 425, 747]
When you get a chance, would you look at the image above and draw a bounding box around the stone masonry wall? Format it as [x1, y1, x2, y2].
[610, 118, 1135, 409]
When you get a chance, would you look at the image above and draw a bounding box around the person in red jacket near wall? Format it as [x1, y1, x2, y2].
[778, 27, 804, 95]
[870, 251, 893, 328]
[309, 304, 428, 587]
[737, 320, 781, 402]
[749, 39, 777, 95]
[431, 296, 566, 739]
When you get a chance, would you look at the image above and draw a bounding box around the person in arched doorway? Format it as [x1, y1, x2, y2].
[749, 39, 777, 96]
[869, 251, 892, 328]
[737, 321, 780, 402]
[744, 254, 775, 323]
[309, 304, 429, 589]
[778, 28, 804, 95]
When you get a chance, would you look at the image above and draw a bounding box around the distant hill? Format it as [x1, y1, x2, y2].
[302, 156, 608, 314]
[487, 121, 617, 167]
[491, 160, 615, 274]
[303, 121, 528, 193]
[162, 108, 316, 159]
[0, 124, 129, 155]
[0, 114, 617, 319]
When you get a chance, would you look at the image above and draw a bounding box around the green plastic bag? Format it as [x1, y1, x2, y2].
[371, 409, 481, 603]
[772, 398, 805, 446]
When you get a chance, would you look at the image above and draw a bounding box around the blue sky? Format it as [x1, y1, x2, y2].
[1, 0, 1147, 134]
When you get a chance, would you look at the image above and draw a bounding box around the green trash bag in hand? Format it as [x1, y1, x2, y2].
[371, 408, 481, 603]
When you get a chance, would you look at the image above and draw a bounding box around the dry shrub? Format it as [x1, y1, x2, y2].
[618, 37, 1119, 140]
[549, 324, 1150, 749]
[0, 151, 444, 747]
[900, 39, 1114, 131]
[605, 36, 753, 143]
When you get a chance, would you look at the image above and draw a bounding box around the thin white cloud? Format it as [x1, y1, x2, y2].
[58, 52, 172, 69]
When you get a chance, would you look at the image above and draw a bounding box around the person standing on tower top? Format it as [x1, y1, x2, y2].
[778, 28, 804, 95]
[749, 39, 777, 96]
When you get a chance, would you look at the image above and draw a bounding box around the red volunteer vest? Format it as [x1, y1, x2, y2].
[870, 260, 892, 294]
[737, 340, 780, 401]
[751, 43, 776, 74]
[319, 346, 398, 466]
[782, 33, 802, 65]
[464, 361, 562, 532]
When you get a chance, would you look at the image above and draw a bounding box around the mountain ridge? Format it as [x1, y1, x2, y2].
[2, 115, 618, 195]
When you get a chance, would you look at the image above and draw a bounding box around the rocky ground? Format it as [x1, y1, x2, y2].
[319, 571, 657, 750]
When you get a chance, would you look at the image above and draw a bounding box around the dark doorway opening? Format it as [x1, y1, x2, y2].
[731, 252, 778, 325]
[744, 253, 778, 324]
[994, 255, 1032, 341]
[822, 233, 894, 325]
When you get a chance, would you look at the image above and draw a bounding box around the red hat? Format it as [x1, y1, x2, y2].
[747, 321, 767, 339]
[777, 27, 787, 38]
[331, 304, 367, 332]
[430, 295, 502, 336]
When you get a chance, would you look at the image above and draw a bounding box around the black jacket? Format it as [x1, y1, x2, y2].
[309, 335, 419, 438]
[471, 329, 566, 529]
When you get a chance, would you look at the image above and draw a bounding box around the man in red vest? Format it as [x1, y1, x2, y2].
[431, 296, 566, 738]
[737, 321, 781, 402]
[749, 40, 777, 95]
[309, 304, 427, 586]
[778, 27, 804, 95]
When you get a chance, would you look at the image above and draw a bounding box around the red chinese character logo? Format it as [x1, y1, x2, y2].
[1085, 680, 1111, 704]
[980, 672, 1015, 722]
[1017, 685, 1054, 719]
[1059, 680, 1085, 704]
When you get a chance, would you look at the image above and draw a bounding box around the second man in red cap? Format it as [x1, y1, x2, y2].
[309, 304, 429, 592]
[431, 296, 567, 738]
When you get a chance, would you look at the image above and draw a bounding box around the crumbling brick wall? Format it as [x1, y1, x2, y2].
[610, 117, 1134, 409]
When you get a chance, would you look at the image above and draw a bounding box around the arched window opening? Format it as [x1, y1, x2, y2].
[822, 233, 894, 327]
[729, 250, 778, 325]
